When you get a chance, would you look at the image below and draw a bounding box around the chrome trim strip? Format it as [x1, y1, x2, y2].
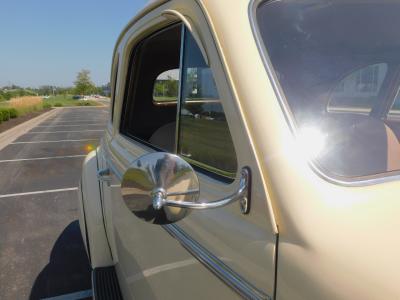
[174, 24, 186, 155]
[163, 223, 271, 300]
[248, 0, 400, 187]
[162, 9, 209, 65]
[110, 53, 119, 123]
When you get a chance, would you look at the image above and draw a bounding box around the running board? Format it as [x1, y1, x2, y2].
[92, 266, 123, 300]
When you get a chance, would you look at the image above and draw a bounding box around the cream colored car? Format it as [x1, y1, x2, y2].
[78, 0, 400, 299]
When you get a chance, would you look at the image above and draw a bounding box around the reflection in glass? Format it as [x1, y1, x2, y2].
[153, 69, 179, 104]
[121, 152, 199, 224]
[329, 63, 388, 114]
[257, 0, 400, 178]
[389, 89, 400, 116]
[178, 29, 237, 179]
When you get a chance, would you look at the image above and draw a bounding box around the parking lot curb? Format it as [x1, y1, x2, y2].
[0, 108, 61, 152]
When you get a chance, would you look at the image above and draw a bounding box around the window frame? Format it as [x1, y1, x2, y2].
[119, 23, 238, 183]
[110, 54, 119, 122]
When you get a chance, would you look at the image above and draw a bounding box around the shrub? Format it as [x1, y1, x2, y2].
[0, 109, 10, 121]
[2, 96, 42, 117]
[54, 103, 63, 107]
[3, 92, 11, 100]
[8, 108, 18, 118]
[43, 103, 52, 109]
[77, 101, 92, 106]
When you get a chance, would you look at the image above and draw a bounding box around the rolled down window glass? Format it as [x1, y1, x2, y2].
[256, 0, 400, 179]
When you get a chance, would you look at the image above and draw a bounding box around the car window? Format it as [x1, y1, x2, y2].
[328, 63, 388, 114]
[121, 24, 237, 179]
[120, 24, 181, 152]
[256, 0, 400, 179]
[153, 69, 179, 104]
[178, 28, 237, 179]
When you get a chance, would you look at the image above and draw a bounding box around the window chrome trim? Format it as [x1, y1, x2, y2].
[174, 24, 186, 154]
[110, 53, 119, 123]
[163, 223, 271, 300]
[248, 0, 400, 187]
[162, 9, 209, 65]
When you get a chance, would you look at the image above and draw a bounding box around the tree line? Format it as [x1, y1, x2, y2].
[0, 69, 110, 101]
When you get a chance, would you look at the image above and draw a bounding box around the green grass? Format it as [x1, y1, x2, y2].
[43, 95, 100, 107]
[178, 116, 237, 179]
[153, 96, 177, 103]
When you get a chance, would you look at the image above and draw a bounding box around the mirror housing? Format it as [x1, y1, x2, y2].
[121, 152, 250, 225]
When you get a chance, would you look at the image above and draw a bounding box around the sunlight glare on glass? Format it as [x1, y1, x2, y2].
[297, 126, 326, 160]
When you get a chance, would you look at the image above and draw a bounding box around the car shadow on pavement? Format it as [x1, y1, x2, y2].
[29, 220, 92, 300]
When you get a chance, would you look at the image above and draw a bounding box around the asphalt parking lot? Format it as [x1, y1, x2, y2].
[0, 106, 109, 300]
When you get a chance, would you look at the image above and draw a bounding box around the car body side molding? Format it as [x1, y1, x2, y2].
[163, 223, 272, 300]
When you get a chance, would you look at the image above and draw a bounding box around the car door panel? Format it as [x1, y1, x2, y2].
[101, 120, 275, 299]
[100, 136, 242, 300]
[99, 1, 276, 299]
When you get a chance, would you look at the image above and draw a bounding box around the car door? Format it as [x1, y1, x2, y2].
[99, 2, 277, 299]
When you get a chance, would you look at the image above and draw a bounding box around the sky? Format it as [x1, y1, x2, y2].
[0, 0, 148, 88]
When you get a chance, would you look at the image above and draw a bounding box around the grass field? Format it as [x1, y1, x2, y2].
[43, 95, 99, 107]
[0, 95, 102, 124]
[0, 96, 43, 116]
[153, 96, 177, 103]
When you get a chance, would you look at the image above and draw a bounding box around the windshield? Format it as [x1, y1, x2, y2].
[256, 0, 400, 179]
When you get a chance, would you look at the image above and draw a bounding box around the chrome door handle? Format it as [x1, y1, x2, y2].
[97, 168, 112, 183]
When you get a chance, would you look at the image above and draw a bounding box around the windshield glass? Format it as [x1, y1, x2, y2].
[256, 0, 400, 179]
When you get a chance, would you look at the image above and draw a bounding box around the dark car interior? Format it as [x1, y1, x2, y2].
[121, 23, 181, 152]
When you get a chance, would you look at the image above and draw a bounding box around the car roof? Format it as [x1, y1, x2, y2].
[112, 0, 251, 61]
[112, 0, 169, 60]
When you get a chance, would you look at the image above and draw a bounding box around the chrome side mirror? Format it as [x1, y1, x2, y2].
[121, 152, 250, 224]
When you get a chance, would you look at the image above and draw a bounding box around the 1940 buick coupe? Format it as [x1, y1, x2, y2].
[78, 0, 400, 299]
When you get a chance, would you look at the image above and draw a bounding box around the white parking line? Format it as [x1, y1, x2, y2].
[0, 187, 78, 199]
[27, 130, 104, 134]
[45, 117, 107, 121]
[0, 154, 86, 163]
[35, 123, 105, 128]
[11, 139, 96, 144]
[40, 289, 92, 300]
[46, 117, 107, 120]
[48, 114, 107, 118]
[39, 121, 106, 124]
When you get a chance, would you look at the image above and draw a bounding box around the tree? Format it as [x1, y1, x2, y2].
[38, 85, 53, 96]
[165, 75, 178, 97]
[74, 69, 95, 95]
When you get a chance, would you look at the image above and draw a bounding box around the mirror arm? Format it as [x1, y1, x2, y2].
[166, 189, 200, 197]
[154, 168, 250, 214]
